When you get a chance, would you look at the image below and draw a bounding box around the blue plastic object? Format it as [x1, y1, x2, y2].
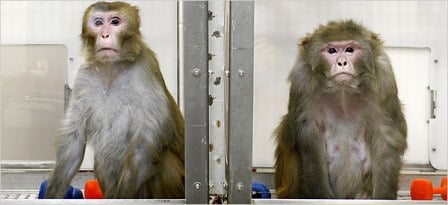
[252, 182, 271, 199]
[38, 180, 84, 199]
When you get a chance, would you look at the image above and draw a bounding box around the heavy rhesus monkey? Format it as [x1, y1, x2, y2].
[274, 20, 407, 199]
[45, 1, 184, 198]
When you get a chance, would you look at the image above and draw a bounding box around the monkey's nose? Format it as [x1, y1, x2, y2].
[337, 61, 347, 66]
[337, 58, 348, 67]
[102, 34, 110, 39]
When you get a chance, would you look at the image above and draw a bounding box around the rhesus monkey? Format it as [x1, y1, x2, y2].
[274, 20, 407, 199]
[45, 2, 184, 198]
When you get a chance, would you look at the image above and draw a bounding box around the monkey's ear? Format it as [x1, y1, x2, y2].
[368, 32, 384, 48]
[300, 36, 310, 47]
[298, 36, 310, 57]
[133, 7, 141, 28]
[370, 33, 379, 41]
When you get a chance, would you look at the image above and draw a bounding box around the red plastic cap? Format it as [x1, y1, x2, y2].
[84, 180, 104, 199]
[410, 179, 433, 200]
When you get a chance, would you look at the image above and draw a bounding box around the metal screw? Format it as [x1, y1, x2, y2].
[238, 70, 245, 77]
[69, 58, 74, 62]
[236, 182, 244, 191]
[434, 59, 438, 63]
[192, 68, 201, 77]
[222, 182, 228, 190]
[193, 182, 201, 191]
[432, 147, 437, 152]
[209, 183, 215, 189]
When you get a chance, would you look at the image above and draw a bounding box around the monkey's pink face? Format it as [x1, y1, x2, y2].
[321, 41, 362, 83]
[87, 12, 128, 62]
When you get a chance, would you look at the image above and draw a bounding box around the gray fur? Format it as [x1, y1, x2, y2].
[45, 50, 184, 199]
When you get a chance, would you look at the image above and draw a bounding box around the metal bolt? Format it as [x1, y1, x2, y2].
[222, 182, 228, 190]
[209, 183, 215, 189]
[193, 182, 201, 191]
[236, 182, 244, 191]
[208, 11, 215, 21]
[192, 68, 201, 77]
[238, 70, 245, 77]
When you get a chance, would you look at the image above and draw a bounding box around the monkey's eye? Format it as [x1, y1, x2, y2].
[345, 47, 354, 53]
[94, 19, 104, 26]
[111, 18, 120, 25]
[328, 48, 337, 54]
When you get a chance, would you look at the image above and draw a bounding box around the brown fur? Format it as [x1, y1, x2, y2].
[274, 20, 407, 199]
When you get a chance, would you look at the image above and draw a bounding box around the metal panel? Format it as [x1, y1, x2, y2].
[180, 1, 209, 204]
[227, 1, 254, 204]
[208, 0, 228, 197]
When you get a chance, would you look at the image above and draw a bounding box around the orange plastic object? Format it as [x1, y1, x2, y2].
[410, 177, 447, 200]
[440, 177, 447, 200]
[84, 180, 104, 199]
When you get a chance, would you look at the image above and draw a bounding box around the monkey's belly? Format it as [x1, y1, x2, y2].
[89, 102, 133, 177]
[325, 131, 371, 198]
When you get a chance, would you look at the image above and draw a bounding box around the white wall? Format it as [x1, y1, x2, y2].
[1, 1, 178, 97]
[253, 0, 447, 170]
[1, 1, 178, 166]
[1, 0, 447, 170]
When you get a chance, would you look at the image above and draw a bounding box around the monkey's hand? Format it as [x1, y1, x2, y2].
[355, 190, 372, 199]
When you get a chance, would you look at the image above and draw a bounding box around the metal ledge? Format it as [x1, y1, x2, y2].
[1, 199, 446, 205]
[253, 199, 446, 204]
[1, 199, 186, 205]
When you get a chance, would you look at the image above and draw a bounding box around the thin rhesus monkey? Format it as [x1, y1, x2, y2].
[45, 1, 184, 198]
[274, 20, 407, 199]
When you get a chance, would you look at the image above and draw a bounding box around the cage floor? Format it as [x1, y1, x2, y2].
[1, 167, 446, 204]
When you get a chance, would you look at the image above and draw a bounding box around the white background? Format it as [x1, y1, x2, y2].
[1, 1, 446, 170]
[1, 1, 178, 166]
[253, 0, 447, 170]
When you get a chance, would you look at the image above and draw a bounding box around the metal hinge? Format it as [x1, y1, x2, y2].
[430, 88, 437, 119]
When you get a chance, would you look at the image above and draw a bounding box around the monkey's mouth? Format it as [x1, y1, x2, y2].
[332, 72, 354, 82]
[97, 48, 118, 53]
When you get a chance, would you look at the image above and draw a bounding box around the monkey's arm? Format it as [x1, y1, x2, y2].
[288, 64, 334, 198]
[274, 116, 301, 198]
[45, 73, 90, 198]
[371, 54, 407, 199]
[371, 112, 406, 199]
[45, 119, 87, 198]
[297, 119, 334, 198]
[371, 96, 407, 199]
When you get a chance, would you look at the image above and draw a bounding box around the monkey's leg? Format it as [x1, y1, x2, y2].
[149, 149, 185, 198]
[114, 135, 159, 198]
[45, 131, 86, 198]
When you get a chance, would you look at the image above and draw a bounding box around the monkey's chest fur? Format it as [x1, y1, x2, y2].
[81, 66, 170, 178]
[316, 93, 372, 198]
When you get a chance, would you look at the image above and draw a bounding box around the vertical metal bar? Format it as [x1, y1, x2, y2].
[180, 1, 209, 204]
[208, 0, 228, 198]
[227, 1, 254, 204]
